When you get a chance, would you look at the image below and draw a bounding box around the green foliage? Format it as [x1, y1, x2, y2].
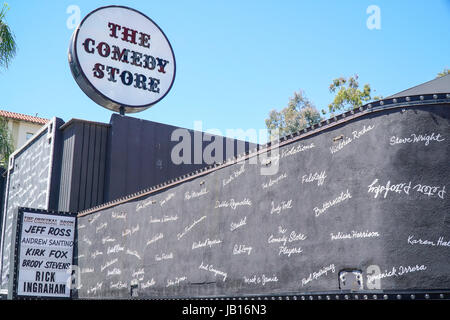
[327, 74, 381, 113]
[265, 90, 322, 140]
[437, 68, 450, 78]
[0, 116, 13, 166]
[0, 3, 17, 70]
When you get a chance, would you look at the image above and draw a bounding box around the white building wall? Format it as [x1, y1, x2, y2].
[8, 120, 44, 150]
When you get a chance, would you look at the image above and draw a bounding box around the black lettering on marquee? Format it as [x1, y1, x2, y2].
[23, 282, 66, 295]
[156, 58, 169, 73]
[108, 22, 121, 38]
[120, 70, 133, 86]
[139, 32, 151, 48]
[35, 271, 56, 282]
[108, 21, 152, 48]
[111, 46, 130, 63]
[82, 38, 95, 54]
[130, 51, 143, 67]
[93, 63, 104, 79]
[143, 54, 156, 70]
[121, 26, 138, 44]
[134, 73, 147, 90]
[106, 66, 119, 82]
[148, 77, 160, 93]
[96, 42, 111, 58]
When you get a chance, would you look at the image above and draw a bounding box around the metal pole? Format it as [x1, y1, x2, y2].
[119, 106, 125, 116]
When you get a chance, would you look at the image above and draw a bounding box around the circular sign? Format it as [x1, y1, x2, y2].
[68, 6, 176, 113]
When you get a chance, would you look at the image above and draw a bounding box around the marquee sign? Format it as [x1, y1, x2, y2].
[12, 209, 76, 299]
[68, 6, 176, 113]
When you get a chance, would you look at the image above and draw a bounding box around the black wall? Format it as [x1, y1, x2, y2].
[1, 114, 255, 295]
[57, 115, 257, 212]
[104, 114, 257, 202]
[58, 120, 109, 212]
[75, 104, 450, 298]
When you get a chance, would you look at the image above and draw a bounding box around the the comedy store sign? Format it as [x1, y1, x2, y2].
[68, 6, 176, 113]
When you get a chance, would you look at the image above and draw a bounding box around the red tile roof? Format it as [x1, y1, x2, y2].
[0, 110, 49, 125]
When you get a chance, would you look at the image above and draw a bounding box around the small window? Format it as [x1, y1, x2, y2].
[26, 132, 34, 140]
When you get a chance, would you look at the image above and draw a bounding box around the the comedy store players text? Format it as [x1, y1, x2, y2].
[82, 22, 170, 94]
[17, 212, 75, 297]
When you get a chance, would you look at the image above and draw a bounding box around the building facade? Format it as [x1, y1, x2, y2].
[0, 110, 49, 164]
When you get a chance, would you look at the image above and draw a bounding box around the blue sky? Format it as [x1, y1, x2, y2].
[1, 0, 449, 143]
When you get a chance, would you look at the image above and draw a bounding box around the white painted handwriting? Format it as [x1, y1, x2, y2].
[166, 276, 187, 287]
[81, 268, 94, 274]
[268, 230, 307, 246]
[301, 264, 336, 286]
[88, 214, 100, 225]
[82, 236, 92, 246]
[215, 198, 252, 210]
[368, 179, 446, 199]
[102, 236, 116, 245]
[90, 250, 103, 259]
[330, 125, 375, 154]
[230, 216, 247, 231]
[199, 261, 227, 282]
[126, 249, 141, 260]
[270, 200, 293, 215]
[223, 164, 245, 187]
[413, 184, 446, 199]
[155, 252, 174, 261]
[192, 238, 222, 250]
[149, 215, 178, 224]
[160, 193, 175, 206]
[282, 143, 315, 159]
[244, 274, 278, 286]
[87, 282, 103, 295]
[262, 172, 287, 189]
[368, 179, 411, 199]
[141, 279, 156, 289]
[177, 216, 207, 240]
[330, 230, 380, 241]
[407, 235, 450, 247]
[122, 224, 140, 237]
[314, 190, 351, 217]
[132, 268, 145, 279]
[146, 233, 164, 246]
[101, 259, 118, 272]
[233, 244, 252, 255]
[111, 211, 127, 220]
[136, 198, 156, 212]
[107, 244, 125, 254]
[106, 268, 122, 277]
[366, 264, 427, 284]
[390, 132, 445, 146]
[185, 188, 209, 200]
[278, 246, 302, 257]
[110, 281, 127, 290]
[96, 222, 107, 233]
[301, 170, 327, 186]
